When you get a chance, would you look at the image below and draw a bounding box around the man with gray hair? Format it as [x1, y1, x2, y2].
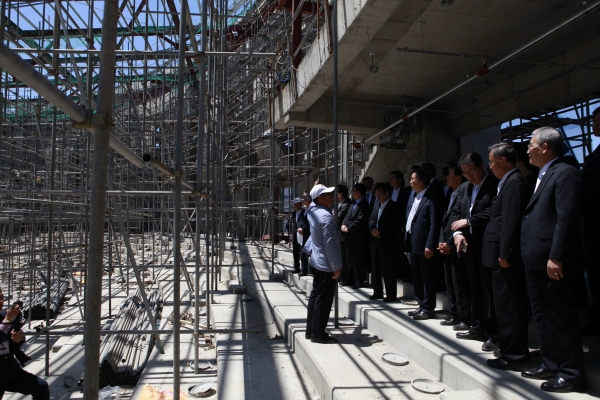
[483, 142, 532, 371]
[520, 127, 585, 392]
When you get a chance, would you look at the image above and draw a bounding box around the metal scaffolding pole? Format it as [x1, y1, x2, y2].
[172, 0, 187, 396]
[83, 0, 119, 397]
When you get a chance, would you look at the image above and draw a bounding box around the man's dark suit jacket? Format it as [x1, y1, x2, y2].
[443, 187, 453, 210]
[440, 193, 457, 251]
[428, 179, 446, 212]
[449, 174, 499, 250]
[337, 199, 351, 242]
[365, 190, 376, 211]
[291, 210, 302, 245]
[396, 187, 413, 227]
[296, 209, 310, 245]
[521, 161, 583, 270]
[406, 190, 440, 255]
[482, 170, 530, 268]
[583, 146, 600, 229]
[368, 200, 399, 248]
[342, 198, 370, 242]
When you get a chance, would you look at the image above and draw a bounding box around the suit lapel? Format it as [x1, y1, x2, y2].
[472, 176, 491, 211]
[413, 192, 428, 219]
[465, 183, 474, 211]
[526, 162, 558, 209]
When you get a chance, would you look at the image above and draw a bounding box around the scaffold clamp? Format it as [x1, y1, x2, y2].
[71, 112, 113, 129]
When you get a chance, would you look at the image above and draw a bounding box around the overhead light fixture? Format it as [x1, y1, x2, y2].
[441, 0, 453, 6]
[369, 53, 379, 74]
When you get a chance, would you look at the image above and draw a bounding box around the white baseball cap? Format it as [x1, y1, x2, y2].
[292, 197, 303, 204]
[310, 184, 335, 200]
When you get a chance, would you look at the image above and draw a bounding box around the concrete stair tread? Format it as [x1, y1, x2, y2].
[225, 248, 600, 400]
[213, 290, 317, 400]
[233, 269, 450, 399]
[297, 272, 600, 399]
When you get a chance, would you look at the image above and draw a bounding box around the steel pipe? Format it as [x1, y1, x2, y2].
[8, 48, 276, 57]
[142, 154, 195, 190]
[0, 42, 145, 169]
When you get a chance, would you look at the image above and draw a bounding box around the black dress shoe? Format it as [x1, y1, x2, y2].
[299, 272, 308, 277]
[481, 337, 499, 352]
[383, 297, 397, 303]
[305, 333, 311, 339]
[369, 294, 383, 300]
[487, 356, 529, 372]
[407, 308, 422, 317]
[293, 268, 301, 273]
[311, 335, 338, 344]
[413, 310, 433, 320]
[456, 331, 486, 341]
[541, 376, 585, 393]
[339, 281, 351, 287]
[440, 318, 459, 326]
[521, 366, 556, 380]
[352, 284, 363, 289]
[452, 322, 470, 331]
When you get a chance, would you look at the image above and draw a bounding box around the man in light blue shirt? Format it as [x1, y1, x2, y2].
[305, 184, 342, 344]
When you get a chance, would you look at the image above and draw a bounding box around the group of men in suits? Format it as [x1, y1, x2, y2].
[294, 110, 599, 392]
[434, 127, 589, 393]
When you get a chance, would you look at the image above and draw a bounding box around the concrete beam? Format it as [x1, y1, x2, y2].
[449, 37, 600, 137]
[273, 0, 434, 129]
[282, 96, 400, 134]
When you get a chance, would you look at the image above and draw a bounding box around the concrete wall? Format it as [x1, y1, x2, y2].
[363, 116, 459, 182]
[460, 126, 502, 158]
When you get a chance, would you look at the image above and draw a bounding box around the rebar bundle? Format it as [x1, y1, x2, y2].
[98, 288, 162, 388]
[22, 278, 69, 320]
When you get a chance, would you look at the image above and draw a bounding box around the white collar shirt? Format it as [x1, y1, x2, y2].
[405, 188, 428, 234]
[470, 172, 488, 216]
[391, 187, 401, 202]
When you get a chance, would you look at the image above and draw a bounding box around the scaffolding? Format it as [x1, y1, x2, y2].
[0, 0, 354, 398]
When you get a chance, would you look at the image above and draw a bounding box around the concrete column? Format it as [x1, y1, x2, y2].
[362, 115, 459, 182]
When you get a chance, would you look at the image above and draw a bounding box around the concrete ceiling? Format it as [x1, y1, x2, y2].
[328, 0, 600, 108]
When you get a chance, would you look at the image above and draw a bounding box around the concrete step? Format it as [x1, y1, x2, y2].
[213, 286, 318, 399]
[285, 271, 600, 400]
[233, 262, 452, 400]
[227, 249, 600, 400]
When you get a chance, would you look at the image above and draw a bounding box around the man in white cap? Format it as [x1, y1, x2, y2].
[291, 197, 304, 273]
[305, 184, 342, 344]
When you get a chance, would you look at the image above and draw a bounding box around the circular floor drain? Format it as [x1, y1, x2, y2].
[411, 378, 444, 394]
[188, 383, 216, 398]
[382, 352, 409, 366]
